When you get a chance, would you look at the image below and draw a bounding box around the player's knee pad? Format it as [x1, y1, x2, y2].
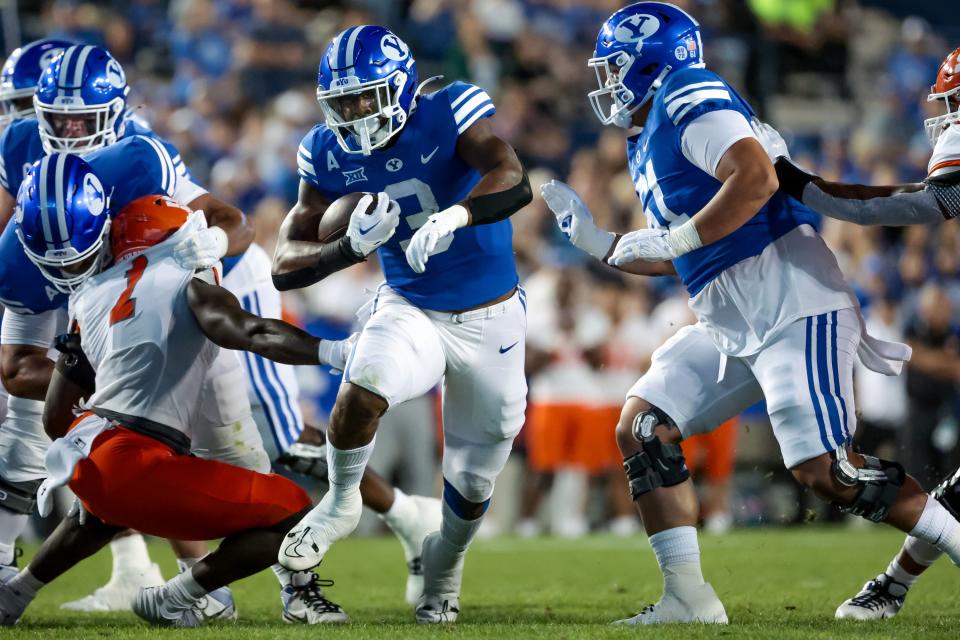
[442, 477, 489, 520]
[276, 442, 329, 480]
[931, 466, 960, 521]
[832, 450, 905, 523]
[0, 476, 41, 515]
[623, 410, 689, 501]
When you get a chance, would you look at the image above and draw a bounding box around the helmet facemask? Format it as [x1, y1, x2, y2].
[0, 87, 36, 128]
[34, 94, 126, 155]
[925, 86, 960, 145]
[18, 218, 112, 293]
[588, 51, 670, 129]
[317, 70, 409, 155]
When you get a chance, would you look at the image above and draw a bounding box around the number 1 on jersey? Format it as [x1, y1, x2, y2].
[110, 255, 148, 325]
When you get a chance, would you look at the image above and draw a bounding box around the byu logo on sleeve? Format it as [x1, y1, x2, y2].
[83, 173, 106, 216]
[614, 14, 660, 53]
[380, 34, 410, 61]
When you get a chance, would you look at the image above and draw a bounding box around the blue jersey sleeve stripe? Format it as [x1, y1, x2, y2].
[663, 80, 726, 105]
[141, 137, 173, 195]
[457, 103, 496, 135]
[450, 85, 482, 110]
[0, 296, 29, 312]
[297, 153, 317, 176]
[453, 91, 492, 125]
[667, 89, 731, 122]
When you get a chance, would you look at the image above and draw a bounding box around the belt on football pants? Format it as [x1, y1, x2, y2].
[423, 288, 517, 324]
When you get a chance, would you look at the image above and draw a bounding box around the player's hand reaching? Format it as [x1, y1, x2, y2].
[540, 180, 615, 260]
[318, 332, 359, 375]
[173, 221, 229, 270]
[608, 228, 677, 265]
[404, 204, 469, 273]
[346, 192, 401, 257]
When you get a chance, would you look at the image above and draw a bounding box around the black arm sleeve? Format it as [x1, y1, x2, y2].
[53, 332, 95, 395]
[774, 157, 817, 201]
[271, 236, 365, 291]
[466, 171, 532, 226]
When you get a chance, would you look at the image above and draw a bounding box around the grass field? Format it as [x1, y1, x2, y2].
[6, 526, 959, 638]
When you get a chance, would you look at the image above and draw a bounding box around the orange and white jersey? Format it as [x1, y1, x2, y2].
[928, 122, 960, 178]
[69, 212, 217, 440]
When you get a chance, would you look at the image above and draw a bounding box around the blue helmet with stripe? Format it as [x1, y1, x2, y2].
[15, 153, 112, 293]
[589, 2, 702, 128]
[316, 25, 418, 155]
[33, 45, 130, 155]
[0, 38, 72, 129]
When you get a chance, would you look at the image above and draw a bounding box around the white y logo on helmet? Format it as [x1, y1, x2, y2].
[380, 34, 409, 62]
[614, 14, 660, 54]
[38, 48, 65, 72]
[83, 174, 105, 216]
[105, 59, 125, 89]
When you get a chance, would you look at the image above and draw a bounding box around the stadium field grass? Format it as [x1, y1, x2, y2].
[7, 527, 959, 638]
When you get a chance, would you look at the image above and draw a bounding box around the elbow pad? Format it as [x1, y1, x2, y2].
[53, 332, 95, 395]
[467, 171, 532, 226]
[272, 236, 364, 291]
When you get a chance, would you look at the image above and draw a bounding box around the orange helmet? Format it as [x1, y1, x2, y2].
[111, 195, 190, 262]
[926, 47, 960, 144]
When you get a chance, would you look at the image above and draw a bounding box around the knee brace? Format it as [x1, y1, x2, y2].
[832, 449, 905, 523]
[275, 443, 329, 480]
[0, 476, 42, 515]
[623, 410, 689, 500]
[931, 466, 960, 520]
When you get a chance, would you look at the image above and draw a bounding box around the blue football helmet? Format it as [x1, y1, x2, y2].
[15, 153, 112, 293]
[589, 2, 702, 128]
[0, 38, 72, 129]
[33, 45, 130, 155]
[316, 25, 418, 155]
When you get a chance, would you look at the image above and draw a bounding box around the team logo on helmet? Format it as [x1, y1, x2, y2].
[13, 202, 23, 225]
[105, 59, 125, 89]
[380, 34, 409, 62]
[38, 47, 65, 71]
[83, 173, 105, 216]
[613, 14, 660, 53]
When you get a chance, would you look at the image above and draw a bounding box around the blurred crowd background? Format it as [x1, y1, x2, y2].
[6, 0, 960, 538]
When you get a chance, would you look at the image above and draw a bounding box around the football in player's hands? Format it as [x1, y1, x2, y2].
[316, 192, 374, 243]
[344, 192, 401, 257]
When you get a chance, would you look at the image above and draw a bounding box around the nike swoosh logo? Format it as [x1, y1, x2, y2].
[283, 527, 318, 559]
[358, 221, 380, 235]
[421, 147, 439, 164]
[499, 342, 519, 354]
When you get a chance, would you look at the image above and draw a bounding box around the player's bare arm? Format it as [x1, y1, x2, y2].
[455, 119, 531, 224]
[0, 186, 14, 231]
[187, 193, 255, 257]
[775, 156, 950, 225]
[187, 277, 345, 367]
[271, 180, 332, 280]
[0, 342, 53, 400]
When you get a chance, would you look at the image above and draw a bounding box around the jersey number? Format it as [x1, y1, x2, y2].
[109, 255, 148, 325]
[384, 178, 454, 256]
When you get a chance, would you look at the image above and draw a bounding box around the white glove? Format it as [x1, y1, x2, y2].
[346, 192, 401, 257]
[404, 204, 469, 273]
[173, 224, 229, 270]
[608, 228, 676, 265]
[318, 332, 359, 374]
[755, 121, 790, 161]
[540, 180, 615, 260]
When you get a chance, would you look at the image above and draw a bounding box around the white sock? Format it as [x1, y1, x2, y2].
[903, 534, 943, 566]
[272, 564, 294, 587]
[379, 488, 420, 557]
[164, 569, 207, 612]
[176, 557, 202, 574]
[909, 496, 960, 566]
[327, 438, 376, 496]
[649, 526, 705, 591]
[8, 568, 44, 599]
[110, 534, 152, 574]
[885, 558, 918, 588]
[426, 500, 484, 595]
[0, 510, 28, 566]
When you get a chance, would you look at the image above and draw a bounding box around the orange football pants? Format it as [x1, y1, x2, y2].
[680, 418, 739, 483]
[69, 424, 311, 540]
[527, 403, 622, 474]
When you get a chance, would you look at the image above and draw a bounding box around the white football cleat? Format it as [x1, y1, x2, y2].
[614, 582, 728, 625]
[0, 565, 18, 585]
[281, 572, 350, 624]
[132, 585, 202, 628]
[60, 562, 164, 611]
[397, 496, 442, 605]
[0, 580, 33, 626]
[278, 490, 362, 571]
[195, 586, 238, 622]
[415, 532, 464, 624]
[835, 574, 907, 620]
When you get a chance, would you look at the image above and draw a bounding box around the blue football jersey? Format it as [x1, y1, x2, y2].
[297, 81, 518, 311]
[0, 133, 189, 315]
[627, 66, 820, 296]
